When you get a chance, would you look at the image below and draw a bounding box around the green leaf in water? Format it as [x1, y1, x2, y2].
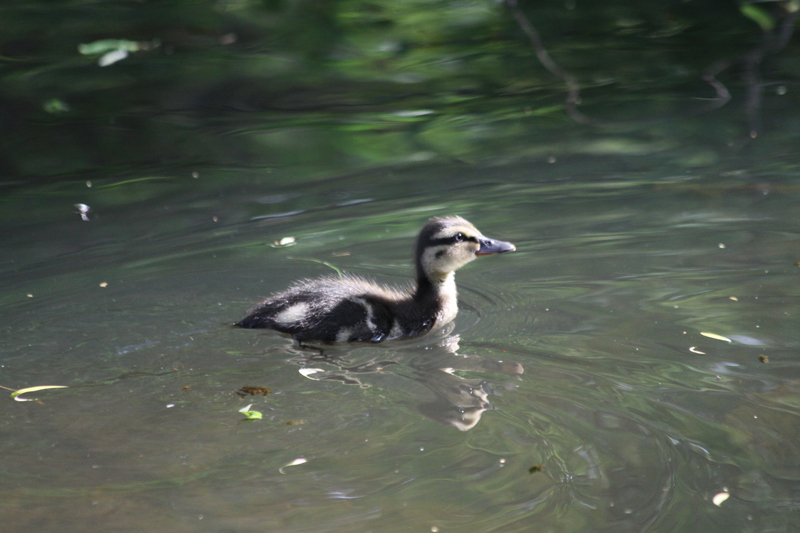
[78, 39, 142, 55]
[78, 39, 159, 67]
[239, 404, 263, 420]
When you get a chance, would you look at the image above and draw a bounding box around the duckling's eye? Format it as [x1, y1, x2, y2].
[454, 233, 464, 242]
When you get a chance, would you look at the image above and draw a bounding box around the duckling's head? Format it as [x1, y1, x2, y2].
[415, 216, 516, 282]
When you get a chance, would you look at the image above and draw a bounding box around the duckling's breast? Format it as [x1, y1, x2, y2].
[432, 273, 459, 328]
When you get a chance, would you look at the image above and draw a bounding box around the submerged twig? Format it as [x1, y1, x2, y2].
[505, 0, 594, 125]
[742, 4, 798, 138]
[288, 256, 344, 278]
[505, 0, 732, 127]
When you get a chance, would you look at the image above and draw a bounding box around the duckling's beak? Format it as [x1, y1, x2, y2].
[476, 237, 516, 256]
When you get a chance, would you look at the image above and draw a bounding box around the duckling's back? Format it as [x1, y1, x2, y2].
[236, 276, 416, 343]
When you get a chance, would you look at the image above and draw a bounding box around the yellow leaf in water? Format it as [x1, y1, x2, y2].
[700, 332, 732, 343]
[279, 457, 308, 474]
[11, 385, 68, 402]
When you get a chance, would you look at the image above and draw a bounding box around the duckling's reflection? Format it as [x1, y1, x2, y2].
[410, 338, 523, 431]
[276, 327, 523, 431]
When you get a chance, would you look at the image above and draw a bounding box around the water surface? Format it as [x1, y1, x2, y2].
[2, 161, 798, 532]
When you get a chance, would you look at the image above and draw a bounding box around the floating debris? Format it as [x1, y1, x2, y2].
[237, 386, 271, 397]
[712, 491, 730, 506]
[528, 464, 544, 474]
[98, 48, 128, 66]
[75, 203, 91, 221]
[299, 368, 324, 380]
[759, 355, 769, 364]
[99, 282, 108, 288]
[700, 332, 732, 343]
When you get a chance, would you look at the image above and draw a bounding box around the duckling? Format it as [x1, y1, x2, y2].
[235, 216, 515, 342]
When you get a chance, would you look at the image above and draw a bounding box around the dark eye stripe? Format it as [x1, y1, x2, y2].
[427, 234, 478, 246]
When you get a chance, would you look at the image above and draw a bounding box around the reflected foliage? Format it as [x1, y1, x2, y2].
[0, 0, 797, 183]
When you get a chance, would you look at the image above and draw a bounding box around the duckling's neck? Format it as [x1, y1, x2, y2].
[414, 270, 458, 328]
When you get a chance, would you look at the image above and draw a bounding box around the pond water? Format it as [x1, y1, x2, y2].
[2, 155, 799, 531]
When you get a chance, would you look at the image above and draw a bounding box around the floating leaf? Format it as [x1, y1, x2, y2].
[78, 39, 141, 55]
[271, 236, 296, 248]
[700, 332, 732, 343]
[238, 404, 263, 420]
[279, 457, 307, 474]
[299, 368, 324, 379]
[11, 385, 68, 402]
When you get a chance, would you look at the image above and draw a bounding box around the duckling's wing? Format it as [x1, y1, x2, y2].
[298, 294, 397, 343]
[236, 277, 402, 342]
